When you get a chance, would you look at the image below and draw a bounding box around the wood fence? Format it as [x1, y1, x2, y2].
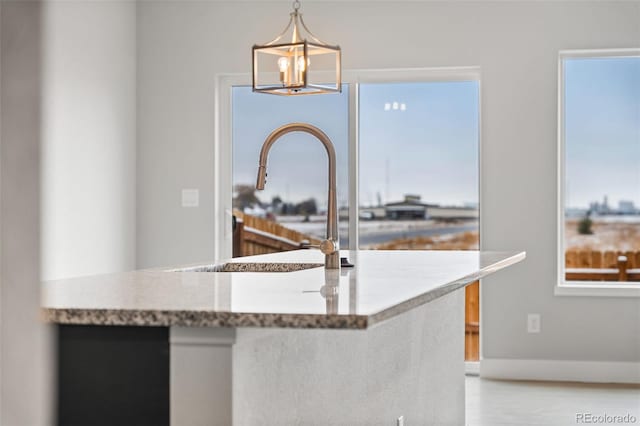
[232, 210, 322, 257]
[565, 249, 640, 281]
[465, 282, 479, 362]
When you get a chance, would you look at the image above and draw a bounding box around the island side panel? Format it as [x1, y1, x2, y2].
[233, 289, 465, 426]
[57, 325, 170, 426]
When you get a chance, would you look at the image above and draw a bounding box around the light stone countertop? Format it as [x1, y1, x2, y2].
[42, 249, 525, 329]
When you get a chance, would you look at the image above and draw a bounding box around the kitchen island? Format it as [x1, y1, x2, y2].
[44, 249, 524, 426]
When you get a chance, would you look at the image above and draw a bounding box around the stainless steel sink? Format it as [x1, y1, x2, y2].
[169, 262, 323, 273]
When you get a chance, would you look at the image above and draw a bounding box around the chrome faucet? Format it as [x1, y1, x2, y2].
[256, 123, 340, 269]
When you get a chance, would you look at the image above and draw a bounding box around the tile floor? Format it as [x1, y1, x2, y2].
[466, 376, 640, 425]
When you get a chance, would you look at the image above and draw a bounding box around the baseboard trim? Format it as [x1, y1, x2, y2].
[465, 361, 480, 376]
[480, 358, 640, 384]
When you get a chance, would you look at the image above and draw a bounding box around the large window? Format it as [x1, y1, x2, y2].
[358, 82, 479, 250]
[559, 50, 640, 290]
[227, 74, 480, 256]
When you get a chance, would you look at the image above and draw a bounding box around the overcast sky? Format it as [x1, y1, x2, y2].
[565, 56, 640, 209]
[358, 82, 479, 207]
[232, 85, 350, 208]
[234, 58, 639, 211]
[233, 81, 479, 209]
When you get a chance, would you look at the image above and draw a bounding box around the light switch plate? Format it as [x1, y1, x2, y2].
[527, 313, 541, 333]
[182, 189, 200, 208]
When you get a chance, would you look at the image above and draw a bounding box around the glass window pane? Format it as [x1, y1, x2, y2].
[358, 82, 480, 251]
[232, 86, 350, 256]
[563, 56, 640, 282]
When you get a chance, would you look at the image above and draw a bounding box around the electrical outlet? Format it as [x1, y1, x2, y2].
[527, 313, 541, 333]
[182, 189, 199, 207]
[397, 416, 404, 426]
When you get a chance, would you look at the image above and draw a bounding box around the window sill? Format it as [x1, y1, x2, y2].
[555, 282, 640, 297]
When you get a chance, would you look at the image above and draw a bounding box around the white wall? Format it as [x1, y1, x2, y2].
[1, 1, 53, 424]
[41, 0, 137, 280]
[136, 1, 640, 366]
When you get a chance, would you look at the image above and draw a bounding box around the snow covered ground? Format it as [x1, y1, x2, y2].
[278, 216, 479, 247]
[565, 217, 640, 252]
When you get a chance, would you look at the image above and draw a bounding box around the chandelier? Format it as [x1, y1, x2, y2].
[252, 0, 341, 95]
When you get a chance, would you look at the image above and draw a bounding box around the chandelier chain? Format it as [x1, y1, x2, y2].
[293, 0, 301, 11]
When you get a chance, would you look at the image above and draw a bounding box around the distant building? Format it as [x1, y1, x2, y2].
[403, 194, 423, 203]
[427, 206, 479, 220]
[382, 195, 478, 220]
[358, 206, 386, 220]
[385, 195, 433, 220]
[588, 196, 638, 215]
[618, 200, 636, 214]
[589, 195, 612, 215]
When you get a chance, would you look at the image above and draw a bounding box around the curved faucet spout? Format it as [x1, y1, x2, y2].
[256, 123, 340, 269]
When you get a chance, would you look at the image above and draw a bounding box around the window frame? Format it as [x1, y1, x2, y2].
[556, 48, 640, 297]
[215, 67, 482, 261]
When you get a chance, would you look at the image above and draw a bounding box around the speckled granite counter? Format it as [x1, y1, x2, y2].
[42, 249, 525, 329]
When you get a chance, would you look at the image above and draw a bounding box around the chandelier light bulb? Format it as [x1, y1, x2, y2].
[277, 57, 290, 83]
[384, 101, 408, 112]
[297, 56, 308, 71]
[278, 57, 290, 72]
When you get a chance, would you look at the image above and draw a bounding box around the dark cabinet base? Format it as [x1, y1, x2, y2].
[57, 325, 170, 426]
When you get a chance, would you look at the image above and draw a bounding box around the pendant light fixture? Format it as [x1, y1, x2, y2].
[252, 0, 341, 96]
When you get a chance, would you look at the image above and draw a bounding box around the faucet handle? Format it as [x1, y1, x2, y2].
[319, 239, 338, 255]
[299, 240, 319, 249]
[300, 239, 338, 255]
